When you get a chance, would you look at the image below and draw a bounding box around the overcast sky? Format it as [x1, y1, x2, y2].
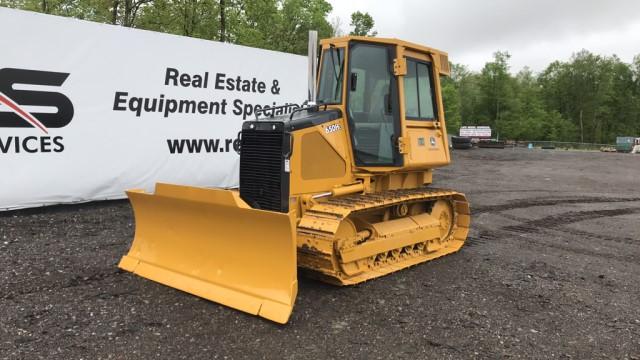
[327, 0, 640, 73]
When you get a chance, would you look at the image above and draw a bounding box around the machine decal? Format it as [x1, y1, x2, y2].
[325, 123, 341, 134]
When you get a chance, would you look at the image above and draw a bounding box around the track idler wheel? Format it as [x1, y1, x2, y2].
[427, 200, 454, 252]
[336, 219, 369, 276]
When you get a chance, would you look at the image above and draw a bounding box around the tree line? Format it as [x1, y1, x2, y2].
[442, 51, 640, 143]
[2, 0, 638, 143]
[0, 0, 376, 55]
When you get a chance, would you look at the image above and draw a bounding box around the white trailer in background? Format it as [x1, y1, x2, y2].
[632, 138, 640, 154]
[459, 125, 492, 139]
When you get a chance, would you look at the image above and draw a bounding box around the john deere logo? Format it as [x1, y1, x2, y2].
[0, 68, 73, 153]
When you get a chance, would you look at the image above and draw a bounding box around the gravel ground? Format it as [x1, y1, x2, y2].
[1, 148, 639, 359]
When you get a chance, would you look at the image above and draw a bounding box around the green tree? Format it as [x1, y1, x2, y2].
[1, 0, 115, 22]
[537, 50, 638, 143]
[4, 0, 333, 54]
[3, 0, 639, 141]
[349, 11, 376, 36]
[234, 0, 333, 54]
[478, 51, 514, 138]
[137, 0, 225, 39]
[508, 67, 576, 141]
[273, 0, 333, 54]
[632, 55, 640, 135]
[440, 73, 460, 134]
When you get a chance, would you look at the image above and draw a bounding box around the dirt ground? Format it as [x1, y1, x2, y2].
[1, 148, 639, 359]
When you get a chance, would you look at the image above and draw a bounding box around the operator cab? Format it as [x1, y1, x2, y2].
[317, 37, 452, 171]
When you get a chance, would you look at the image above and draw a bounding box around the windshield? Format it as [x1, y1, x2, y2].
[317, 48, 344, 104]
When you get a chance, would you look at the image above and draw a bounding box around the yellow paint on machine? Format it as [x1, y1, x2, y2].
[118, 35, 473, 324]
[118, 183, 298, 324]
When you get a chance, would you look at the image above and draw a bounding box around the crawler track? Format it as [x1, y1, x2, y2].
[296, 188, 470, 285]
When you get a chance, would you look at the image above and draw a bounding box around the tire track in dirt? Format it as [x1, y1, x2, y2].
[509, 234, 638, 263]
[463, 207, 640, 261]
[499, 208, 640, 262]
[470, 189, 564, 195]
[472, 197, 640, 214]
[498, 212, 640, 246]
[503, 207, 640, 234]
[463, 231, 493, 248]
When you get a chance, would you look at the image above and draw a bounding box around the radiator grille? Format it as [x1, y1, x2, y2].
[239, 122, 290, 212]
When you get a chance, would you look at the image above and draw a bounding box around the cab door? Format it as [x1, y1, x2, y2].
[401, 53, 450, 168]
[346, 42, 402, 167]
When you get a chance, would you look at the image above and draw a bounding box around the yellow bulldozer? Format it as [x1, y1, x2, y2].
[119, 34, 470, 324]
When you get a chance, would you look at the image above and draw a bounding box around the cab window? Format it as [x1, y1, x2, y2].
[317, 48, 344, 104]
[403, 59, 437, 120]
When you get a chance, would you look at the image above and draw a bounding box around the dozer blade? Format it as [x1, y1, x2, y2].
[118, 183, 297, 324]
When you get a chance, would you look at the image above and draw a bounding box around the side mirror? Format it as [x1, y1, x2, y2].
[350, 72, 358, 91]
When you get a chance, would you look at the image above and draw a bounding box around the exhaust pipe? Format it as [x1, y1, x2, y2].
[307, 30, 318, 105]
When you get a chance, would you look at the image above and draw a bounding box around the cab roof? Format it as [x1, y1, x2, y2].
[319, 36, 451, 76]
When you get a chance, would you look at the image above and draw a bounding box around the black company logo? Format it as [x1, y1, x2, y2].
[0, 68, 74, 153]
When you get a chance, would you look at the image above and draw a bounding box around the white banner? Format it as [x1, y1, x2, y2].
[459, 126, 492, 138]
[0, 8, 307, 210]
